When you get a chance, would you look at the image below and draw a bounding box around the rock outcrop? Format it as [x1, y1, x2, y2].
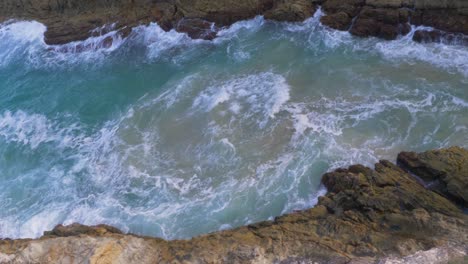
[398, 146, 468, 207]
[1, 0, 467, 45]
[320, 0, 468, 42]
[1, 147, 467, 263]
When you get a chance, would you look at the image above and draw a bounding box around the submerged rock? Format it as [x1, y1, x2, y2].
[1, 147, 467, 263]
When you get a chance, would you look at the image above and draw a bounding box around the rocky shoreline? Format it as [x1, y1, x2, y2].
[0, 0, 467, 46]
[1, 147, 467, 263]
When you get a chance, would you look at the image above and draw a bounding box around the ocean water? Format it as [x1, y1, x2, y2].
[0, 10, 467, 239]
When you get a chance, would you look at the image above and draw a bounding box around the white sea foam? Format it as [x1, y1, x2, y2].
[0, 70, 467, 239]
[374, 26, 468, 77]
[135, 22, 208, 61]
[192, 72, 290, 127]
[216, 16, 265, 41]
[0, 21, 46, 67]
[0, 111, 85, 150]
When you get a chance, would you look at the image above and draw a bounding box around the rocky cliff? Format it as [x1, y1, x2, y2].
[1, 147, 467, 263]
[0, 0, 467, 45]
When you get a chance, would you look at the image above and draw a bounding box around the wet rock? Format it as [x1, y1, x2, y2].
[321, 0, 467, 41]
[413, 29, 468, 45]
[175, 18, 217, 40]
[1, 147, 467, 263]
[1, 0, 468, 45]
[411, 9, 468, 35]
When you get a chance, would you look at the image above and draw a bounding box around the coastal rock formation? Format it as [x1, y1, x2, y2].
[1, 147, 467, 263]
[398, 146, 468, 206]
[1, 0, 468, 45]
[320, 0, 468, 41]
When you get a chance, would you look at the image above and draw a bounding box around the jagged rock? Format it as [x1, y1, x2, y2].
[411, 9, 468, 35]
[1, 147, 467, 263]
[348, 7, 410, 39]
[413, 29, 468, 44]
[321, 0, 467, 41]
[398, 146, 468, 206]
[320, 11, 353, 30]
[1, 0, 467, 45]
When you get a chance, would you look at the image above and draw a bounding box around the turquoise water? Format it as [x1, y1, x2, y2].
[0, 11, 467, 239]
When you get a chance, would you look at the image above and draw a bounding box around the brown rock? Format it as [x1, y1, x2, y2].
[43, 223, 123, 237]
[349, 7, 410, 40]
[320, 12, 353, 30]
[398, 146, 468, 206]
[263, 0, 317, 22]
[1, 0, 468, 45]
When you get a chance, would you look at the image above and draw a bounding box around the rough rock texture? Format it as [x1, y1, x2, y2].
[1, 0, 468, 45]
[398, 146, 468, 207]
[1, 147, 467, 263]
[320, 0, 468, 41]
[0, 0, 313, 44]
[263, 0, 317, 22]
[413, 29, 468, 45]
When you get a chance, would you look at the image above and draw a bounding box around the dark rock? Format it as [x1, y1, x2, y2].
[349, 7, 410, 40]
[320, 12, 353, 30]
[1, 0, 468, 45]
[175, 18, 217, 40]
[413, 29, 468, 45]
[263, 0, 317, 22]
[322, 0, 468, 41]
[411, 10, 468, 35]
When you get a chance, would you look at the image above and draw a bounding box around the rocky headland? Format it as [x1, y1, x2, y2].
[1, 147, 467, 263]
[0, 0, 467, 46]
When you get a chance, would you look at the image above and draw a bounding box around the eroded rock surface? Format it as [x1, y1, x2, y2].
[1, 147, 467, 263]
[398, 146, 468, 206]
[320, 0, 468, 41]
[1, 0, 467, 45]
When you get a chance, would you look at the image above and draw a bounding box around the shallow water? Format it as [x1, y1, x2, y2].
[0, 10, 467, 239]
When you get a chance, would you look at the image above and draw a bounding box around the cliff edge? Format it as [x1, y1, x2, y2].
[1, 147, 467, 263]
[0, 0, 467, 45]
